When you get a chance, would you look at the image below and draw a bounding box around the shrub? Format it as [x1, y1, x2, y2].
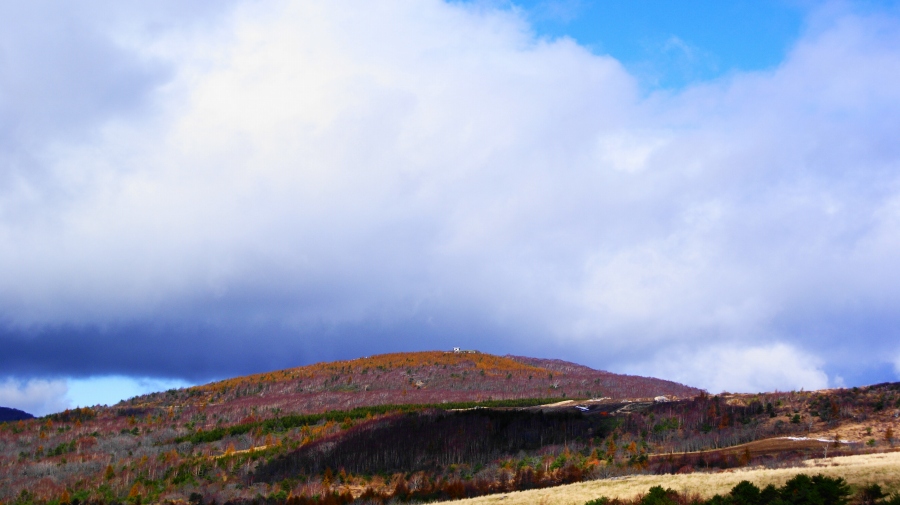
[778, 474, 850, 505]
[640, 486, 679, 505]
[584, 475, 851, 505]
[729, 480, 761, 505]
[858, 484, 885, 505]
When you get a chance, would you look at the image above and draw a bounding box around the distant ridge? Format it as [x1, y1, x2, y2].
[126, 350, 702, 415]
[0, 406, 34, 422]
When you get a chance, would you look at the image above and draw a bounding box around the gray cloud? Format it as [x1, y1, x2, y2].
[2, 1, 900, 393]
[0, 378, 68, 416]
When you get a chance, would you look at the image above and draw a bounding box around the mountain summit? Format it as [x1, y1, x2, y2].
[128, 350, 701, 414]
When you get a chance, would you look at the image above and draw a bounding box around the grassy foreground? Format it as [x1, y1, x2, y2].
[435, 450, 900, 505]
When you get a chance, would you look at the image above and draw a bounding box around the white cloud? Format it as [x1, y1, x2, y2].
[0, 378, 69, 417]
[627, 343, 830, 394]
[0, 376, 194, 416]
[0, 0, 637, 328]
[0, 2, 899, 388]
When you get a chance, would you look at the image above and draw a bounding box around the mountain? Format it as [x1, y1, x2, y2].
[0, 350, 709, 504]
[128, 350, 701, 416]
[2, 352, 897, 504]
[0, 406, 33, 422]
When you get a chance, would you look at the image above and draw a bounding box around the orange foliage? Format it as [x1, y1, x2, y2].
[194, 351, 545, 394]
[739, 447, 752, 466]
[78, 436, 97, 450]
[719, 412, 730, 429]
[128, 483, 141, 499]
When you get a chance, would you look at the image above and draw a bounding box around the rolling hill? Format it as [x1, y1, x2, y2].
[4, 351, 898, 505]
[126, 351, 700, 417]
[0, 350, 698, 503]
[0, 406, 33, 422]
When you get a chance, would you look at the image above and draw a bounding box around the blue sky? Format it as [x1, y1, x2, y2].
[2, 0, 900, 415]
[503, 0, 806, 88]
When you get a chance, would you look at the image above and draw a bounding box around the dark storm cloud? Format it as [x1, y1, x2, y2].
[2, 1, 900, 398]
[0, 301, 541, 382]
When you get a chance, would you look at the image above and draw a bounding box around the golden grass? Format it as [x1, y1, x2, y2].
[435, 451, 900, 505]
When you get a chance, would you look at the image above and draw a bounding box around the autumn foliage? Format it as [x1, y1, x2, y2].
[0, 352, 898, 504]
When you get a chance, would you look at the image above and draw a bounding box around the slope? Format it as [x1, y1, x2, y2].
[0, 406, 34, 422]
[0, 350, 701, 504]
[128, 350, 701, 418]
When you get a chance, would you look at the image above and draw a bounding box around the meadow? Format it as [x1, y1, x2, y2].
[434, 450, 900, 505]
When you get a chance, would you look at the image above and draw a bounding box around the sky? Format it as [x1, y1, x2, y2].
[2, 0, 900, 415]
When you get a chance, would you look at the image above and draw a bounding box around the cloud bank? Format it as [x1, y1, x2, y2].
[627, 344, 830, 394]
[0, 379, 68, 417]
[2, 1, 900, 398]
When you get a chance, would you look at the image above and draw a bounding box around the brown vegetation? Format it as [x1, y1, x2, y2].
[2, 352, 899, 505]
[434, 451, 900, 505]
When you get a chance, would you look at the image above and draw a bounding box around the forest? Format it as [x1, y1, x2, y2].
[0, 353, 898, 505]
[256, 409, 620, 478]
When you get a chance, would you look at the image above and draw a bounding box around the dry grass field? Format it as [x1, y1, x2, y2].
[435, 450, 900, 505]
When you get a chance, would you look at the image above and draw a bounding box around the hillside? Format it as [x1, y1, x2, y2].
[128, 351, 700, 416]
[0, 350, 698, 503]
[0, 406, 34, 422]
[253, 384, 900, 496]
[3, 351, 898, 505]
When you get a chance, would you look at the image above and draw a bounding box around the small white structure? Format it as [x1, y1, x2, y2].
[654, 396, 670, 403]
[453, 347, 461, 353]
